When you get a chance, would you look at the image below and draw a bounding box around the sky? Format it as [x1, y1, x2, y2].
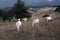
[0, 0, 60, 8]
[0, 0, 17, 8]
[23, 0, 60, 7]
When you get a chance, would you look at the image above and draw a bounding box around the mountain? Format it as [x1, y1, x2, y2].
[2, 7, 12, 11]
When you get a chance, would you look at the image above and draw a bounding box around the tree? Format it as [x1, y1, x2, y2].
[0, 9, 12, 22]
[10, 0, 32, 19]
[1, 11, 10, 21]
[0, 9, 3, 17]
[0, 10, 12, 21]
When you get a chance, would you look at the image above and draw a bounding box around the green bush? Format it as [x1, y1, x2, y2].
[55, 6, 60, 12]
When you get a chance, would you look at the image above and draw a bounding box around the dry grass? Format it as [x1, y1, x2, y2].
[0, 12, 60, 40]
[0, 19, 60, 40]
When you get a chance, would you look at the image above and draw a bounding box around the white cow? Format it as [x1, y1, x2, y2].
[46, 16, 52, 22]
[16, 19, 22, 31]
[32, 19, 39, 27]
[22, 18, 27, 21]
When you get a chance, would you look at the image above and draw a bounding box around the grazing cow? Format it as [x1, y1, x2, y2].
[22, 18, 27, 21]
[46, 16, 52, 22]
[16, 19, 22, 31]
[32, 19, 39, 27]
